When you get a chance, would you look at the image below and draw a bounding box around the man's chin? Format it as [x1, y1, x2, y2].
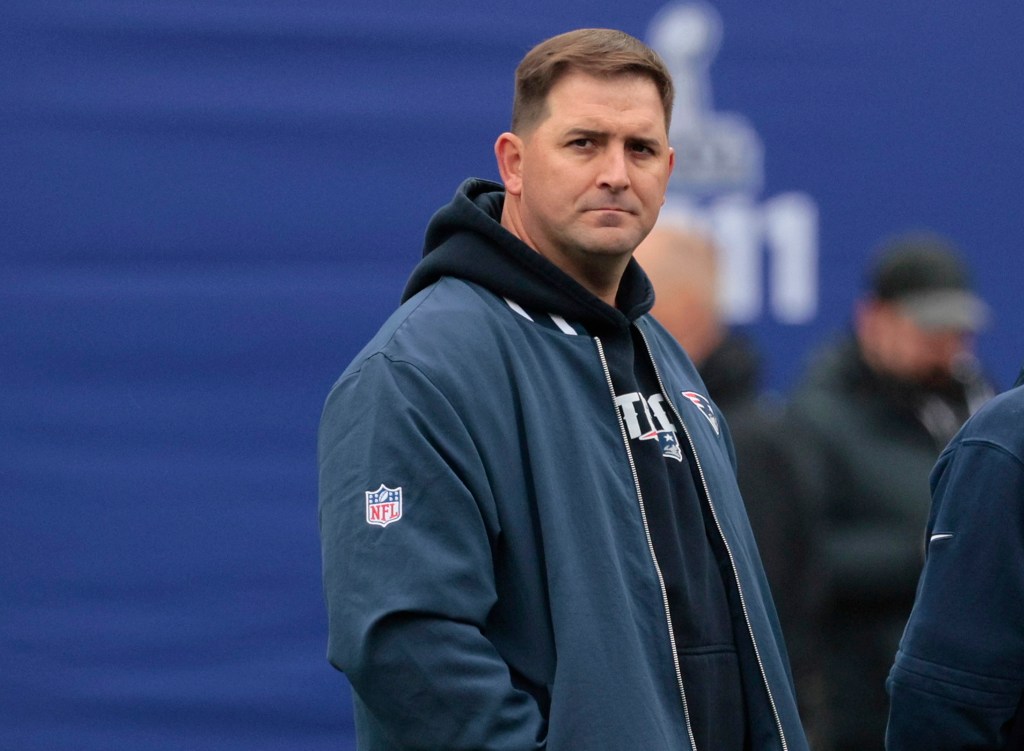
[577, 228, 645, 257]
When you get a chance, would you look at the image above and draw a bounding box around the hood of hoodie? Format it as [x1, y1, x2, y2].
[402, 178, 654, 335]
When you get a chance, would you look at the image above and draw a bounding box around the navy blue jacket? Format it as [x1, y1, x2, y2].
[886, 374, 1024, 750]
[318, 179, 808, 750]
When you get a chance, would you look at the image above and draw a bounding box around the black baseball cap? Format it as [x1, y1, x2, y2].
[869, 233, 990, 332]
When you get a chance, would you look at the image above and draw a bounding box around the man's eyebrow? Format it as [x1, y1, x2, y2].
[628, 135, 662, 149]
[562, 128, 663, 149]
[562, 128, 607, 140]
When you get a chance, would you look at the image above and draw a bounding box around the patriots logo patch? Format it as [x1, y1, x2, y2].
[365, 484, 403, 527]
[655, 429, 684, 462]
[639, 427, 684, 462]
[681, 391, 720, 435]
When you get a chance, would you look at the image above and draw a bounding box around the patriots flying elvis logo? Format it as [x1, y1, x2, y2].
[681, 391, 720, 435]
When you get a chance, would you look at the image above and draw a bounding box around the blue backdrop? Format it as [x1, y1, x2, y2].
[3, 1, 1022, 747]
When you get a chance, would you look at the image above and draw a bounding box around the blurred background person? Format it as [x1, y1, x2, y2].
[787, 232, 995, 751]
[636, 220, 828, 748]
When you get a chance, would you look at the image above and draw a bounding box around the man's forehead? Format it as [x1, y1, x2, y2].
[542, 72, 667, 132]
[540, 85, 667, 135]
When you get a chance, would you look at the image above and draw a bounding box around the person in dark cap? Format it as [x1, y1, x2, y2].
[787, 231, 996, 751]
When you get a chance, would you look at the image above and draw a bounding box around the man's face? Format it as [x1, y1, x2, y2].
[858, 301, 974, 388]
[497, 71, 674, 289]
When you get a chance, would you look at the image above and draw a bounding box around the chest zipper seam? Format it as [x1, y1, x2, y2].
[635, 324, 789, 751]
[593, 335, 698, 751]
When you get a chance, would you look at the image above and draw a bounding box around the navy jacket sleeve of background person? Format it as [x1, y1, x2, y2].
[886, 379, 1024, 750]
[318, 179, 809, 751]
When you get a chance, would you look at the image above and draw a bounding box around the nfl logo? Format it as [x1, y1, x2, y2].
[365, 484, 403, 527]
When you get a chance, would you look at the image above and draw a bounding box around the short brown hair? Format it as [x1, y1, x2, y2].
[510, 28, 675, 135]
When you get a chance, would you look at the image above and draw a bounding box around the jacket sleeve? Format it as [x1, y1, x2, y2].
[318, 353, 545, 751]
[885, 440, 1024, 751]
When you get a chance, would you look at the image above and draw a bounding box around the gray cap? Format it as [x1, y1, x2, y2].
[869, 233, 991, 332]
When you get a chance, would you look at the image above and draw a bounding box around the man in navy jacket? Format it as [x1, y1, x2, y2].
[319, 28, 808, 751]
[887, 365, 1024, 749]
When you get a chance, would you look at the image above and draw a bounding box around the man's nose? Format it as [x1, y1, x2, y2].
[597, 148, 630, 191]
[933, 331, 972, 369]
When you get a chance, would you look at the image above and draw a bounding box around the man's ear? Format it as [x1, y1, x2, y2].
[494, 132, 524, 196]
[661, 147, 676, 206]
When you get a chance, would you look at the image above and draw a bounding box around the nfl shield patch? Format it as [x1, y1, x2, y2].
[365, 484, 403, 527]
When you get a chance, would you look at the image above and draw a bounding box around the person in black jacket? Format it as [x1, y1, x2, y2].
[636, 221, 829, 748]
[788, 232, 995, 751]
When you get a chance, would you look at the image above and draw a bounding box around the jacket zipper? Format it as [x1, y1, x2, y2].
[635, 325, 789, 751]
[593, 336, 699, 751]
